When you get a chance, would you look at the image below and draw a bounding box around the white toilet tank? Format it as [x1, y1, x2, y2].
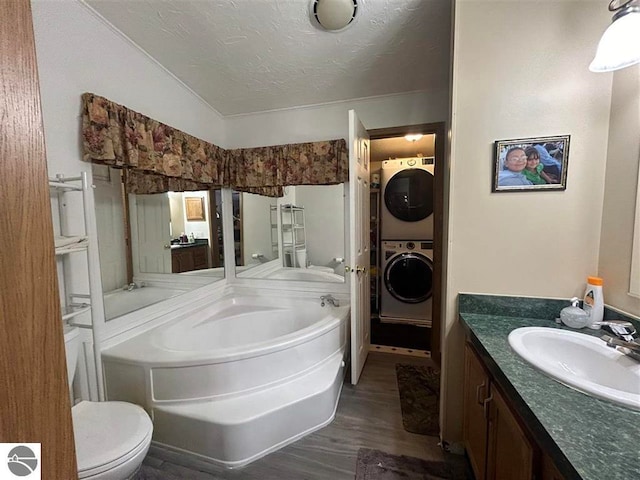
[63, 325, 80, 384]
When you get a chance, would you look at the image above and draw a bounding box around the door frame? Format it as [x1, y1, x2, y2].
[1, 1, 78, 476]
[368, 122, 446, 366]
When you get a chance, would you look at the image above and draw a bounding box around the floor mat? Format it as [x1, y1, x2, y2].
[395, 364, 440, 436]
[354, 448, 471, 480]
[135, 465, 183, 480]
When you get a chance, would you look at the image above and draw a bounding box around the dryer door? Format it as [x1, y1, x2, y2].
[384, 169, 434, 222]
[384, 252, 433, 303]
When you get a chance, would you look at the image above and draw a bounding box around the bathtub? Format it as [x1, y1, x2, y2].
[102, 294, 349, 468]
[103, 286, 188, 320]
[266, 266, 344, 282]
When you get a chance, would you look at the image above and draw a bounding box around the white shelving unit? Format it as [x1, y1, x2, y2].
[50, 171, 105, 401]
[270, 205, 279, 257]
[280, 205, 306, 267]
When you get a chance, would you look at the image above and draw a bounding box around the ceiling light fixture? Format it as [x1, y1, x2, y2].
[590, 0, 640, 72]
[404, 134, 424, 142]
[310, 0, 358, 32]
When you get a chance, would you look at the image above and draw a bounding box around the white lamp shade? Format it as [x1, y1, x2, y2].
[590, 11, 640, 72]
[315, 0, 356, 31]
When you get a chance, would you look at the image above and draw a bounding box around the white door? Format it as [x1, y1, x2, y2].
[134, 193, 172, 273]
[348, 109, 371, 385]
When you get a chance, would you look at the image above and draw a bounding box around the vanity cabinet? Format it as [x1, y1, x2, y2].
[464, 342, 553, 480]
[486, 382, 534, 480]
[463, 343, 490, 479]
[171, 244, 209, 273]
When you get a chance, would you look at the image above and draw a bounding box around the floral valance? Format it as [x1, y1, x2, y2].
[226, 140, 348, 191]
[81, 93, 348, 197]
[82, 93, 225, 186]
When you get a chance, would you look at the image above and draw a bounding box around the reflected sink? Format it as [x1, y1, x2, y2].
[508, 327, 640, 411]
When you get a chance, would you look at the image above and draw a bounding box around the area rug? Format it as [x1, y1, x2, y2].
[395, 364, 440, 436]
[355, 448, 471, 480]
[135, 465, 183, 480]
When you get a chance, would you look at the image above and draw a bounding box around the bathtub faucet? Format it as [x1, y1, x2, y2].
[124, 281, 145, 291]
[320, 295, 339, 307]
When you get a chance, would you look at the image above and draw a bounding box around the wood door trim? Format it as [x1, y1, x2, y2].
[0, 1, 77, 477]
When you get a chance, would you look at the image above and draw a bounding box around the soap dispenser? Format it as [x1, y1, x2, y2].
[559, 297, 590, 329]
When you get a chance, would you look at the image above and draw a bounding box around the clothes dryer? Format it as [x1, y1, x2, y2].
[381, 157, 435, 240]
[380, 240, 433, 326]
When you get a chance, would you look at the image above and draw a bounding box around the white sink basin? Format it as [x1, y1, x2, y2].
[508, 327, 640, 411]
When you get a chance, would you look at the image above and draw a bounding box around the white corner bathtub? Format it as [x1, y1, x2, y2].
[266, 266, 344, 282]
[102, 294, 349, 468]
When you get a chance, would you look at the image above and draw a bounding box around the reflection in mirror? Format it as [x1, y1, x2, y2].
[235, 185, 346, 283]
[232, 191, 279, 275]
[93, 167, 224, 321]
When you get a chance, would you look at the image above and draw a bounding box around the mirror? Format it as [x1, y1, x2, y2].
[630, 164, 640, 297]
[231, 191, 279, 275]
[93, 167, 225, 320]
[235, 184, 346, 283]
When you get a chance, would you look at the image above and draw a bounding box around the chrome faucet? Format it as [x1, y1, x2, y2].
[601, 334, 640, 362]
[124, 281, 145, 291]
[320, 295, 339, 307]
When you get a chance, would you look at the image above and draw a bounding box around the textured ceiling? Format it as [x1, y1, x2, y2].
[84, 0, 451, 116]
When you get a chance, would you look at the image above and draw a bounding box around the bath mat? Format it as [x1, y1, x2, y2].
[135, 465, 183, 480]
[355, 448, 471, 480]
[395, 364, 440, 436]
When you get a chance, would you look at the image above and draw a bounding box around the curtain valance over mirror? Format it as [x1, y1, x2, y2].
[81, 93, 348, 197]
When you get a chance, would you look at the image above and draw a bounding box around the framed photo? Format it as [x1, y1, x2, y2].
[185, 196, 205, 221]
[492, 135, 570, 192]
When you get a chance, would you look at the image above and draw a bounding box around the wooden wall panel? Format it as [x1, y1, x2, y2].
[0, 0, 78, 478]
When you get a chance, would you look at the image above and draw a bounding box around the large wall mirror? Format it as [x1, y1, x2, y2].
[235, 184, 346, 283]
[93, 166, 225, 320]
[93, 166, 346, 320]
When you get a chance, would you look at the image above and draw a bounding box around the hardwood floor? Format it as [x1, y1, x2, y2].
[142, 352, 451, 479]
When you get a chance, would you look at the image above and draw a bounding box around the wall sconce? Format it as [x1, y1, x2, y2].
[590, 0, 640, 72]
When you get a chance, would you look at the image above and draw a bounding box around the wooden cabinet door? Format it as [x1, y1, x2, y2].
[172, 249, 195, 273]
[542, 453, 565, 480]
[463, 343, 490, 480]
[193, 245, 208, 269]
[486, 384, 534, 480]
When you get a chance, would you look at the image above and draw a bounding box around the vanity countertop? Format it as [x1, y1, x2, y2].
[458, 294, 640, 480]
[170, 239, 208, 250]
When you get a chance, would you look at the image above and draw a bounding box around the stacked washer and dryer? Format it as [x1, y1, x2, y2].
[379, 157, 435, 327]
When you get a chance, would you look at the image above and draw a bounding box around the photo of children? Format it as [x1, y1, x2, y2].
[493, 135, 569, 192]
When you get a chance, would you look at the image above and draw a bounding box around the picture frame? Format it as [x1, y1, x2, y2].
[492, 135, 570, 192]
[185, 196, 205, 221]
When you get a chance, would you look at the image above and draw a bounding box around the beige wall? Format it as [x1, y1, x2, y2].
[442, 0, 613, 443]
[598, 65, 640, 315]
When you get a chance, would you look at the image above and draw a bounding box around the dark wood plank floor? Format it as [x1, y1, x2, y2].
[141, 352, 450, 479]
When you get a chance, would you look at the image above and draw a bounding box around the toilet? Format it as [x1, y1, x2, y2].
[64, 325, 153, 480]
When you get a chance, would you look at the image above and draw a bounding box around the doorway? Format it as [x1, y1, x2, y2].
[367, 122, 446, 366]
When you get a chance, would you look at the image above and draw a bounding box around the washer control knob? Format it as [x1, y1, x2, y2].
[406, 242, 415, 250]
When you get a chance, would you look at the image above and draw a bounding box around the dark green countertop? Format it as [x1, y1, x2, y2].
[170, 239, 208, 250]
[458, 294, 640, 480]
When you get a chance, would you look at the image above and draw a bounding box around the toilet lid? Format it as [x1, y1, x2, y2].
[73, 401, 153, 475]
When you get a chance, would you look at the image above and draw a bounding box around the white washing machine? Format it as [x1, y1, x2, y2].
[381, 157, 435, 240]
[380, 240, 433, 326]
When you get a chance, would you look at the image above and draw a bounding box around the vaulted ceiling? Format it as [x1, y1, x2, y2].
[85, 0, 451, 116]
